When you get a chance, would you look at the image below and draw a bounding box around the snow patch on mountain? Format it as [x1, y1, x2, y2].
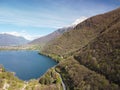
[72, 16, 87, 26]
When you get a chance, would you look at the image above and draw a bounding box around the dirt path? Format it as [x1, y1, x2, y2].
[21, 82, 28, 90]
[3, 80, 9, 90]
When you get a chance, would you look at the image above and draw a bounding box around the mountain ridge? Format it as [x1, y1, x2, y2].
[29, 26, 73, 48]
[41, 8, 120, 89]
[0, 34, 29, 46]
[42, 8, 120, 56]
[29, 17, 87, 47]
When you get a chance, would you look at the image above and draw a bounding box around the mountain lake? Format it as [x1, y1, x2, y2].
[0, 50, 57, 80]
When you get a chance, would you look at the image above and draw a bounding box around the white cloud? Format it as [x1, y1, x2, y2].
[0, 31, 42, 40]
[0, 7, 72, 28]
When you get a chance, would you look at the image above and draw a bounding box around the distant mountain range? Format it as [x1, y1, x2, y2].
[0, 34, 29, 46]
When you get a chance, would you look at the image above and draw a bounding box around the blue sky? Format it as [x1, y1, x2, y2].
[0, 0, 120, 40]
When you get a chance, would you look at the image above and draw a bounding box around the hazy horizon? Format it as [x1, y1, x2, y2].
[0, 0, 119, 40]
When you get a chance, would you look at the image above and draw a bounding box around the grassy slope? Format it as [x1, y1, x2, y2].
[0, 66, 63, 90]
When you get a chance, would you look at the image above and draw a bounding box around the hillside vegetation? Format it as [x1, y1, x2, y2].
[41, 8, 120, 89]
[74, 21, 120, 85]
[42, 8, 120, 56]
[0, 66, 63, 90]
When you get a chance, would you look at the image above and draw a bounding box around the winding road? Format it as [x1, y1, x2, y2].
[55, 71, 66, 90]
[59, 73, 66, 90]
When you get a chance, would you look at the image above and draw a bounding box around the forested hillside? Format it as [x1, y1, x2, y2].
[41, 8, 120, 89]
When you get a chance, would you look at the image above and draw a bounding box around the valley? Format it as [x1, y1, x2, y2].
[0, 8, 120, 90]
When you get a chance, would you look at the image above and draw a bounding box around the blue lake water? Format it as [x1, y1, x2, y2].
[0, 50, 57, 80]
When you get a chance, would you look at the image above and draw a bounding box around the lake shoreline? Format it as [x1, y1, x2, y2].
[0, 47, 66, 90]
[0, 50, 57, 81]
